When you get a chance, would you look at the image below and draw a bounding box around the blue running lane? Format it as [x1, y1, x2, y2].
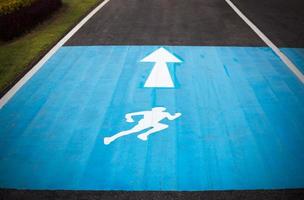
[281, 48, 304, 74]
[0, 46, 304, 190]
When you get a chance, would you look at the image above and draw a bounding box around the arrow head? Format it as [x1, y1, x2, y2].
[141, 47, 182, 63]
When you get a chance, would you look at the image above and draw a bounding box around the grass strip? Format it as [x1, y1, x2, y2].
[0, 0, 103, 96]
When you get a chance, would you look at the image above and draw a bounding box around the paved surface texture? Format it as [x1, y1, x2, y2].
[281, 48, 304, 73]
[65, 0, 264, 46]
[1, 189, 304, 200]
[1, 46, 304, 191]
[231, 0, 304, 48]
[0, 0, 304, 199]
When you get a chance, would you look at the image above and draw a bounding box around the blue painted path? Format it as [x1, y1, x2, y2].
[0, 46, 304, 190]
[281, 48, 304, 74]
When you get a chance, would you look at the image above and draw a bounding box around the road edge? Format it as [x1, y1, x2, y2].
[0, 0, 111, 109]
[226, 0, 304, 84]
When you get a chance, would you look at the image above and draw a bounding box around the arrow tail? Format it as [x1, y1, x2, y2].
[144, 62, 174, 88]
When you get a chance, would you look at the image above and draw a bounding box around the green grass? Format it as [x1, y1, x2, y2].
[0, 0, 103, 94]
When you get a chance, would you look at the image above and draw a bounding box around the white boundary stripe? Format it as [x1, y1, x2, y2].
[226, 0, 304, 84]
[0, 0, 111, 109]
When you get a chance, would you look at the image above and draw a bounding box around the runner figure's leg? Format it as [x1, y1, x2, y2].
[137, 123, 168, 141]
[104, 124, 146, 145]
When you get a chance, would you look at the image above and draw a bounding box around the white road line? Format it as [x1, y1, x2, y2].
[0, 0, 111, 109]
[226, 0, 304, 84]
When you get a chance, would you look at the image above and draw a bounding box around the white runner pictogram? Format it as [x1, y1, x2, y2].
[104, 107, 181, 145]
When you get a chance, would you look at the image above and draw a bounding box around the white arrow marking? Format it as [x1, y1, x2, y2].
[141, 47, 182, 88]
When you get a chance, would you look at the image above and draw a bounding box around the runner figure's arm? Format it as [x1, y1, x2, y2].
[125, 111, 146, 122]
[166, 112, 182, 120]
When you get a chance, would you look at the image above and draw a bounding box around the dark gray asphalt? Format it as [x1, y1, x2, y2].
[1, 189, 304, 200]
[65, 0, 264, 46]
[231, 0, 304, 47]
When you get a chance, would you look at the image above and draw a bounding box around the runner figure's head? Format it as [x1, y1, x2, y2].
[152, 107, 166, 112]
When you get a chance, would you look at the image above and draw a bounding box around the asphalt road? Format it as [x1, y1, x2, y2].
[65, 0, 264, 46]
[0, 0, 304, 199]
[231, 0, 304, 48]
